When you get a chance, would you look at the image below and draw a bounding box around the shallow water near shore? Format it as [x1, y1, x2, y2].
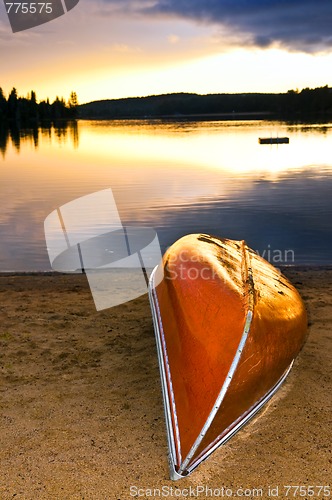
[1, 119, 332, 270]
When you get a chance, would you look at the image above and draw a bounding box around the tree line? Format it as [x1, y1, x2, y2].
[79, 85, 332, 120]
[1, 85, 331, 124]
[0, 87, 78, 125]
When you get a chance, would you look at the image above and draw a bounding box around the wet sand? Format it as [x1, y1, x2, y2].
[0, 269, 331, 499]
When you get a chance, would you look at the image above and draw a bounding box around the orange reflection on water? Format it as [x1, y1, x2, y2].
[78, 119, 332, 174]
[2, 119, 332, 225]
[1, 119, 332, 270]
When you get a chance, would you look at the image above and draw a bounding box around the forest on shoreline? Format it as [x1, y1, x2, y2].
[79, 85, 332, 120]
[0, 87, 78, 125]
[1, 85, 332, 125]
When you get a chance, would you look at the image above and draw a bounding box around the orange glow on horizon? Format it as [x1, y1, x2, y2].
[2, 47, 332, 105]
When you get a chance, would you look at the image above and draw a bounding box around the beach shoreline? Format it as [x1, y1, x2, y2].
[0, 268, 331, 498]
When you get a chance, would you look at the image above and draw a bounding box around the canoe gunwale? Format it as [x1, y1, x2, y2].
[149, 260, 258, 480]
[148, 240, 258, 478]
[178, 309, 253, 474]
[186, 359, 294, 475]
[149, 265, 183, 480]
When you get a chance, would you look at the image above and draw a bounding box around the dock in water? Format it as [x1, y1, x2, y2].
[259, 137, 289, 144]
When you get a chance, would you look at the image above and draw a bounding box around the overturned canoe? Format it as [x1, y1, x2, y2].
[148, 234, 307, 480]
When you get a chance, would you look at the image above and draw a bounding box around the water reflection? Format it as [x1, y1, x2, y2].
[0, 120, 79, 156]
[1, 119, 332, 270]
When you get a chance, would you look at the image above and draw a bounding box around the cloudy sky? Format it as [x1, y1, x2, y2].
[0, 0, 332, 103]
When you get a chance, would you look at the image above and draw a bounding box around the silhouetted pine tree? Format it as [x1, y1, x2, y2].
[28, 90, 39, 122]
[0, 87, 7, 120]
[52, 96, 71, 119]
[68, 91, 78, 118]
[39, 98, 52, 120]
[7, 87, 18, 122]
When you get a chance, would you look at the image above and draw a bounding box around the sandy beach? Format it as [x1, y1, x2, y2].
[0, 268, 331, 499]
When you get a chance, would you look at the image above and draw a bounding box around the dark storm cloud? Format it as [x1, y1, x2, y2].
[104, 0, 332, 52]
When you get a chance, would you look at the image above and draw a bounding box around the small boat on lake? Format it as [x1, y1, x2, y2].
[259, 137, 289, 144]
[148, 234, 307, 479]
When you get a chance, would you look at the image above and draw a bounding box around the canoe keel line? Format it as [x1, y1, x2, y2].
[148, 234, 307, 479]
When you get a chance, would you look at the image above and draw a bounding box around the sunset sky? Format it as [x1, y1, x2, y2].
[1, 0, 332, 104]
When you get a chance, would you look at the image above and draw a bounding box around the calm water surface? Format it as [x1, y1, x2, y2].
[1, 119, 332, 270]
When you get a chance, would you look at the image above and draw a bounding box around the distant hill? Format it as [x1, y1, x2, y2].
[79, 87, 332, 120]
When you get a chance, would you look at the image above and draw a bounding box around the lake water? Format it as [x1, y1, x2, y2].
[1, 119, 332, 271]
